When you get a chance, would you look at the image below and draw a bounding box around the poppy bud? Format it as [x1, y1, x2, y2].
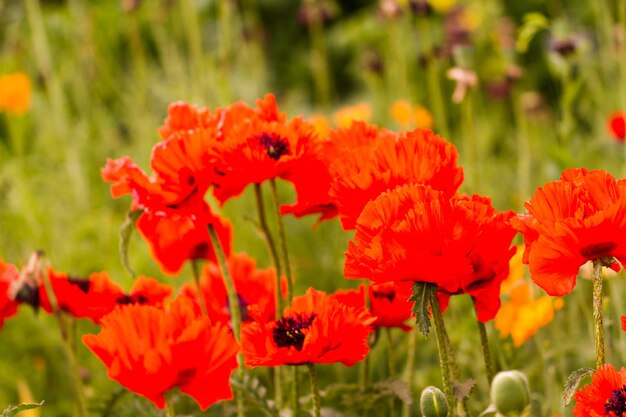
[420, 386, 449, 417]
[490, 370, 530, 416]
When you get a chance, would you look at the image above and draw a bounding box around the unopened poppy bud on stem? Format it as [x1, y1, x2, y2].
[490, 370, 530, 416]
[420, 386, 449, 417]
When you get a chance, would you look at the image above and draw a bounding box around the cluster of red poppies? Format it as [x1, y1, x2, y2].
[3, 93, 626, 414]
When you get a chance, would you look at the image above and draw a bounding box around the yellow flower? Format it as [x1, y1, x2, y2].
[390, 100, 434, 129]
[333, 102, 372, 128]
[0, 72, 32, 114]
[500, 245, 525, 295]
[429, 0, 456, 14]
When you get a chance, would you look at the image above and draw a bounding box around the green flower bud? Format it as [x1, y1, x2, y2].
[490, 370, 530, 416]
[420, 386, 449, 417]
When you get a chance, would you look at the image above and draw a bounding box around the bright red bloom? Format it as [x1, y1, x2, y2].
[242, 288, 375, 367]
[330, 127, 463, 229]
[136, 205, 232, 275]
[512, 168, 626, 296]
[345, 184, 516, 322]
[609, 112, 626, 143]
[117, 276, 173, 307]
[0, 260, 19, 329]
[369, 282, 414, 331]
[180, 252, 280, 325]
[573, 364, 626, 417]
[83, 296, 239, 410]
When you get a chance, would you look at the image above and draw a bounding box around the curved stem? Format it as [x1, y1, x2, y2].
[592, 260, 605, 368]
[269, 179, 293, 301]
[191, 260, 209, 317]
[429, 291, 456, 415]
[307, 363, 322, 417]
[477, 319, 494, 385]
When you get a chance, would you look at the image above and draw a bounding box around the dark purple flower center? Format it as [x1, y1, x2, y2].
[68, 276, 91, 294]
[256, 133, 290, 160]
[605, 385, 626, 416]
[272, 313, 316, 351]
[372, 288, 396, 302]
[225, 294, 252, 322]
[579, 241, 617, 260]
[116, 294, 149, 305]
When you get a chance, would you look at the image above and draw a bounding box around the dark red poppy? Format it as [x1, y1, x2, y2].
[179, 252, 280, 325]
[512, 168, 626, 296]
[83, 296, 240, 410]
[242, 288, 375, 367]
[573, 364, 626, 417]
[330, 127, 463, 229]
[345, 184, 516, 322]
[0, 259, 19, 329]
[608, 111, 626, 143]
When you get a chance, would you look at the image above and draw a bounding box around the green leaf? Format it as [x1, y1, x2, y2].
[2, 401, 44, 417]
[409, 282, 437, 337]
[562, 367, 594, 407]
[516, 13, 550, 53]
[119, 209, 142, 278]
[452, 378, 475, 401]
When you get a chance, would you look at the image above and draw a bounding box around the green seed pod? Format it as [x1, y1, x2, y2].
[420, 386, 449, 417]
[490, 370, 530, 416]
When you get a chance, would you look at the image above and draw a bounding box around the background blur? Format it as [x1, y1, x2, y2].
[2, 0, 626, 416]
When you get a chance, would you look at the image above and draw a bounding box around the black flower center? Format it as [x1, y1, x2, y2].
[579, 241, 617, 260]
[372, 288, 395, 302]
[256, 133, 290, 160]
[272, 313, 316, 351]
[605, 385, 626, 416]
[116, 294, 149, 305]
[68, 276, 91, 294]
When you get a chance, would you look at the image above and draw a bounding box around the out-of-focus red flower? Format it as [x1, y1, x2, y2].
[116, 276, 173, 307]
[136, 205, 232, 275]
[0, 260, 20, 329]
[345, 184, 516, 322]
[331, 128, 463, 230]
[512, 168, 626, 296]
[573, 364, 626, 417]
[39, 270, 124, 323]
[369, 282, 414, 331]
[242, 288, 375, 367]
[608, 111, 626, 143]
[180, 252, 281, 325]
[83, 296, 239, 410]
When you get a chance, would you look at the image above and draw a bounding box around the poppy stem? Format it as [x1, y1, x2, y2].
[592, 260, 605, 368]
[191, 260, 209, 317]
[385, 328, 397, 417]
[429, 291, 456, 415]
[165, 400, 176, 417]
[269, 178, 294, 301]
[307, 363, 322, 417]
[292, 366, 300, 417]
[306, 14, 331, 110]
[207, 224, 245, 417]
[254, 183, 283, 317]
[476, 319, 494, 385]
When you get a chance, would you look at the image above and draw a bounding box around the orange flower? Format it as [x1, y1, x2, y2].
[0, 72, 31, 114]
[573, 364, 626, 417]
[83, 297, 239, 410]
[180, 252, 280, 325]
[345, 184, 516, 322]
[608, 111, 626, 143]
[512, 168, 626, 296]
[330, 128, 463, 229]
[332, 102, 372, 128]
[242, 288, 375, 367]
[390, 100, 433, 129]
[0, 260, 20, 329]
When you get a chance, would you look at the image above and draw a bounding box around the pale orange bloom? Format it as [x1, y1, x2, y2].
[333, 103, 372, 128]
[390, 100, 433, 129]
[500, 245, 526, 295]
[308, 114, 331, 139]
[0, 73, 32, 114]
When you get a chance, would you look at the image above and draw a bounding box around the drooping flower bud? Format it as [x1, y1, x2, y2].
[490, 370, 530, 416]
[420, 386, 449, 417]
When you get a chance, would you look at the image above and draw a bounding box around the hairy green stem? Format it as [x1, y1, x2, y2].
[401, 329, 418, 417]
[269, 179, 294, 300]
[429, 291, 456, 415]
[386, 328, 397, 417]
[477, 319, 494, 385]
[592, 260, 605, 368]
[292, 366, 300, 417]
[307, 363, 322, 417]
[191, 260, 209, 317]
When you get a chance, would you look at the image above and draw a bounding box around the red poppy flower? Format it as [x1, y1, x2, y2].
[369, 282, 414, 331]
[83, 296, 240, 410]
[573, 364, 626, 417]
[329, 285, 367, 309]
[0, 259, 19, 329]
[330, 128, 463, 230]
[39, 270, 125, 323]
[116, 276, 173, 307]
[136, 203, 233, 275]
[345, 184, 516, 322]
[609, 112, 626, 143]
[512, 168, 626, 296]
[242, 288, 375, 367]
[180, 252, 280, 325]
